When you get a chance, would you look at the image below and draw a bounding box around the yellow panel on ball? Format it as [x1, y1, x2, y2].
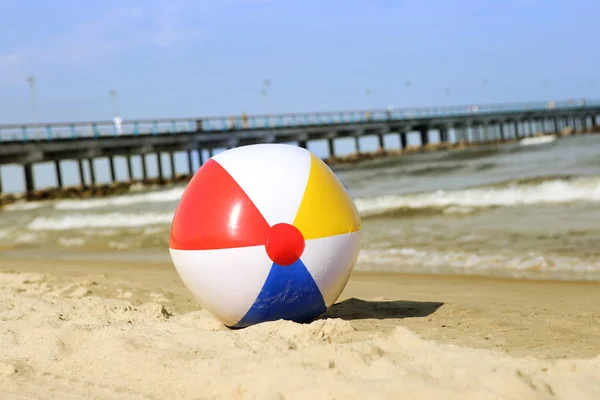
[293, 153, 362, 240]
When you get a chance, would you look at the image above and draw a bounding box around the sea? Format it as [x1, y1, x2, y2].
[1, 134, 600, 281]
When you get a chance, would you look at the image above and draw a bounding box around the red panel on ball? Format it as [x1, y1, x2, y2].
[170, 159, 271, 250]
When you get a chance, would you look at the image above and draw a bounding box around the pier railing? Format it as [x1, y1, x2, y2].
[0, 98, 597, 142]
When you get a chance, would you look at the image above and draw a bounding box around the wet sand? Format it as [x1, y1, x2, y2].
[1, 258, 600, 399]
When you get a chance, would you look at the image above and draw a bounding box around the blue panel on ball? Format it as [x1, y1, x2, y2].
[231, 259, 327, 328]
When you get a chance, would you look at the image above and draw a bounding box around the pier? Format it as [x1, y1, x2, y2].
[0, 98, 599, 202]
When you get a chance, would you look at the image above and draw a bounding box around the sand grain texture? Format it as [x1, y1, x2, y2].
[1, 261, 600, 399]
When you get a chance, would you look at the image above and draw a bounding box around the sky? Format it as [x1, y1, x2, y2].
[1, 0, 599, 192]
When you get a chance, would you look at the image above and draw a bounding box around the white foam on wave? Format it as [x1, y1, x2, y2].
[3, 202, 47, 212]
[520, 134, 557, 146]
[58, 237, 85, 247]
[15, 232, 41, 243]
[54, 187, 186, 210]
[357, 247, 600, 280]
[27, 212, 174, 231]
[355, 177, 600, 217]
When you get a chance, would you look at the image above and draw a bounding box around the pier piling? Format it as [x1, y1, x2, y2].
[169, 152, 176, 178]
[78, 160, 86, 188]
[108, 156, 116, 183]
[55, 160, 63, 188]
[377, 134, 385, 150]
[419, 129, 429, 147]
[440, 128, 448, 143]
[399, 133, 407, 149]
[327, 138, 335, 157]
[23, 164, 35, 195]
[156, 152, 164, 182]
[141, 154, 148, 181]
[126, 155, 134, 181]
[187, 150, 194, 175]
[88, 159, 96, 186]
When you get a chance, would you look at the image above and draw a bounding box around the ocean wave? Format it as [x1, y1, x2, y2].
[356, 176, 600, 217]
[404, 163, 465, 177]
[27, 212, 174, 230]
[53, 187, 186, 210]
[356, 247, 600, 281]
[3, 202, 48, 212]
[440, 146, 502, 161]
[519, 135, 557, 146]
[19, 176, 600, 230]
[58, 237, 86, 247]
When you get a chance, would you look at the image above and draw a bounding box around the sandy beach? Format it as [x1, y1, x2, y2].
[2, 0, 600, 397]
[2, 135, 600, 399]
[1, 258, 599, 399]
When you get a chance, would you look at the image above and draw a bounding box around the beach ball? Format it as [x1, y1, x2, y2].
[169, 143, 362, 328]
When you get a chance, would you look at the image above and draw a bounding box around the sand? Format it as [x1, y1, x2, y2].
[1, 258, 600, 399]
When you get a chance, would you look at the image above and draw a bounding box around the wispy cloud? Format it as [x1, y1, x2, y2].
[0, 53, 19, 68]
[0, 3, 202, 68]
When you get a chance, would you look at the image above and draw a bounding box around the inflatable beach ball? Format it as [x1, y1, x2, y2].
[169, 143, 362, 328]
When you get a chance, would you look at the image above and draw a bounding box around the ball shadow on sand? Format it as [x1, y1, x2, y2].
[320, 298, 444, 321]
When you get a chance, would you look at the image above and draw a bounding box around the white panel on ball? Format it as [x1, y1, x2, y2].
[212, 144, 311, 227]
[169, 245, 273, 326]
[301, 231, 363, 307]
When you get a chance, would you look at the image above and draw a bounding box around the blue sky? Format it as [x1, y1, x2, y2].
[0, 0, 599, 192]
[1, 0, 598, 124]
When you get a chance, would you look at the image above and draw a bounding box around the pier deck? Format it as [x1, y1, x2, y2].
[0, 98, 598, 200]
